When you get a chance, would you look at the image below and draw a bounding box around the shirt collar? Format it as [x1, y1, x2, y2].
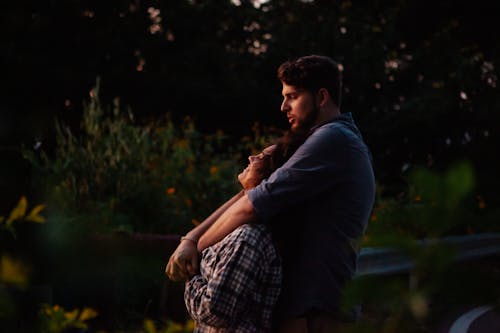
[310, 112, 353, 133]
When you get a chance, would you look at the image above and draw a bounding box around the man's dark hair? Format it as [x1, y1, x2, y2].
[277, 55, 342, 108]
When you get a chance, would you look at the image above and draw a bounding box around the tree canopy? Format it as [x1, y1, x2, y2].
[2, 0, 499, 204]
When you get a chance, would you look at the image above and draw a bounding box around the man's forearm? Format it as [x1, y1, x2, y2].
[198, 194, 256, 251]
[184, 190, 244, 242]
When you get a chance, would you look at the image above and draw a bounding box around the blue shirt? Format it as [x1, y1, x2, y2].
[247, 112, 375, 319]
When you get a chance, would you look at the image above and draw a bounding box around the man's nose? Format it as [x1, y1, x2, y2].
[248, 155, 258, 163]
[281, 99, 290, 113]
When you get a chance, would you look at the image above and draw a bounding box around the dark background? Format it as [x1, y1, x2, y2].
[2, 0, 499, 211]
[1, 1, 500, 331]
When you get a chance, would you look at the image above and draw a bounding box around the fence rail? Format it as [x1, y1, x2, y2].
[356, 233, 500, 277]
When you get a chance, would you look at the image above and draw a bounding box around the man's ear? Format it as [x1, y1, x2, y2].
[316, 88, 330, 108]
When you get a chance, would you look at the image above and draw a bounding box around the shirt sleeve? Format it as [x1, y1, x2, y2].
[248, 124, 364, 221]
[184, 240, 264, 328]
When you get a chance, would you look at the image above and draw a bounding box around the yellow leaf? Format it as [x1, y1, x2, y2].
[26, 214, 46, 224]
[6, 196, 28, 225]
[165, 321, 183, 333]
[184, 319, 196, 330]
[79, 307, 98, 321]
[0, 216, 4, 224]
[0, 255, 29, 287]
[144, 319, 157, 333]
[26, 204, 46, 223]
[65, 309, 79, 321]
[28, 204, 45, 217]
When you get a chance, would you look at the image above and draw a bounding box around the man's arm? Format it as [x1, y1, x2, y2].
[165, 190, 244, 281]
[197, 193, 257, 251]
[184, 189, 245, 242]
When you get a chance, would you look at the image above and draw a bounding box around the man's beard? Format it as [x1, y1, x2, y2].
[291, 104, 320, 134]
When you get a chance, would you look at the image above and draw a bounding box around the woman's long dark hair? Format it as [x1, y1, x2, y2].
[268, 129, 310, 174]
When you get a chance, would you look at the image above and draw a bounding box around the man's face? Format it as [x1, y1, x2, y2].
[280, 82, 319, 132]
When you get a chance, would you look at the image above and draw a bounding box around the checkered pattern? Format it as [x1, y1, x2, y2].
[184, 224, 282, 333]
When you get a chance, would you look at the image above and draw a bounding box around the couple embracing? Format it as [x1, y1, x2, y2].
[166, 55, 376, 333]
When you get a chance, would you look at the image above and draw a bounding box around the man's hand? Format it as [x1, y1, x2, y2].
[165, 239, 199, 282]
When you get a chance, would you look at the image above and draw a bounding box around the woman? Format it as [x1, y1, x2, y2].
[181, 131, 307, 333]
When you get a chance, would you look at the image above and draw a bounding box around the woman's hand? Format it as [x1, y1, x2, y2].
[165, 239, 199, 282]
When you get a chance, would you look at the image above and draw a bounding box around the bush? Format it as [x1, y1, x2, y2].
[24, 79, 242, 234]
[342, 162, 500, 332]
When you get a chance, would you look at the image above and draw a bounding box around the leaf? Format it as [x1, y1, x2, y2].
[144, 319, 157, 333]
[0, 216, 4, 224]
[6, 196, 28, 226]
[26, 204, 47, 224]
[64, 309, 79, 321]
[79, 307, 98, 321]
[165, 320, 184, 333]
[26, 215, 46, 223]
[184, 320, 196, 331]
[28, 204, 46, 217]
[0, 255, 29, 287]
[444, 162, 475, 208]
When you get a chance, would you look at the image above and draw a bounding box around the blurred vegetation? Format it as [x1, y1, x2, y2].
[341, 163, 500, 332]
[39, 304, 98, 333]
[23, 79, 244, 235]
[39, 303, 194, 333]
[1, 197, 43, 329]
[0, 196, 46, 238]
[8, 79, 282, 332]
[2, 0, 500, 331]
[0, 196, 196, 332]
[3, 0, 499, 208]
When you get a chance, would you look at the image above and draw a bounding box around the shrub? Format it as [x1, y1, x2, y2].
[24, 79, 242, 234]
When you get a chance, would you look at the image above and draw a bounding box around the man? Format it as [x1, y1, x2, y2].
[167, 55, 375, 333]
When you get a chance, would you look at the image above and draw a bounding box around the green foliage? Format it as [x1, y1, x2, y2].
[342, 162, 500, 332]
[143, 318, 195, 333]
[0, 197, 45, 326]
[0, 196, 46, 237]
[242, 122, 284, 152]
[38, 304, 193, 333]
[39, 304, 98, 333]
[24, 79, 242, 234]
[368, 162, 476, 242]
[0, 255, 30, 288]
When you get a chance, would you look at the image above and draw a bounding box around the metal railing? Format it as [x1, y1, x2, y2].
[356, 233, 500, 277]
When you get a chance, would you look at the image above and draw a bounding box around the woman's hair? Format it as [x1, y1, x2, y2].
[259, 129, 309, 180]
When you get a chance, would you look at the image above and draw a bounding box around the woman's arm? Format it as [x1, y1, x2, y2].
[165, 190, 244, 282]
